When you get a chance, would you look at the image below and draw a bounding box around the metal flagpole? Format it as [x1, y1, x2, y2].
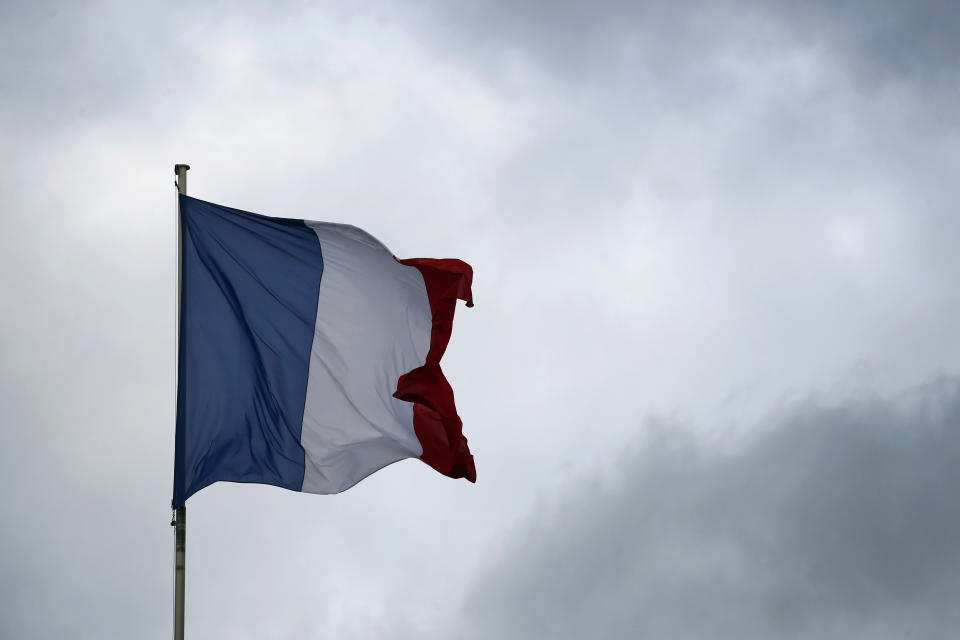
[173, 163, 189, 640]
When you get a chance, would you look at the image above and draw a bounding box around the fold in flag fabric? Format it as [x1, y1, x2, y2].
[173, 195, 475, 508]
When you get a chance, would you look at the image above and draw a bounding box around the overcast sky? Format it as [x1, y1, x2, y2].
[2, 1, 959, 638]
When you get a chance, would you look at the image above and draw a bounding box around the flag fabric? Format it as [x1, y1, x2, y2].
[173, 195, 475, 508]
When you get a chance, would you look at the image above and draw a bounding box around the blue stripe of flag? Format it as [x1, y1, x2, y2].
[173, 195, 324, 508]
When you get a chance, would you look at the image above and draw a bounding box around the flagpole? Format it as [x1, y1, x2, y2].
[173, 163, 189, 640]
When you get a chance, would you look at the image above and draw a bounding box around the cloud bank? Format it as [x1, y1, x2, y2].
[453, 377, 960, 639]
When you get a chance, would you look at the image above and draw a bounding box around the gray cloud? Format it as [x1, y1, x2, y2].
[2, 1, 960, 638]
[0, 2, 172, 133]
[453, 377, 960, 639]
[417, 0, 960, 89]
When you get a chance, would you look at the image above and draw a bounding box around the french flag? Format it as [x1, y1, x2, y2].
[173, 195, 475, 508]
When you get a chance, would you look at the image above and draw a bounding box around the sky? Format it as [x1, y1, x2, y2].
[1, 1, 959, 638]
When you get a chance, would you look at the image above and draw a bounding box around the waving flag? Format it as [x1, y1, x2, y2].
[173, 195, 475, 508]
